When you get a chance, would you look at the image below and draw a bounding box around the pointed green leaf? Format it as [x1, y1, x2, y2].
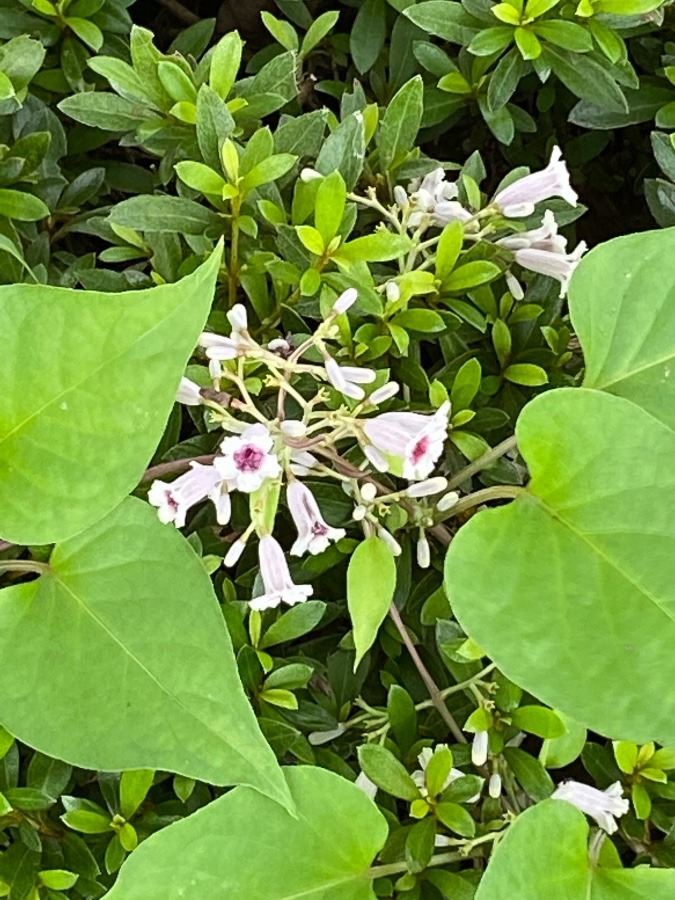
[569, 228, 675, 432]
[446, 388, 675, 744]
[476, 800, 675, 898]
[0, 246, 221, 544]
[348, 536, 397, 666]
[0, 498, 290, 809]
[105, 767, 386, 899]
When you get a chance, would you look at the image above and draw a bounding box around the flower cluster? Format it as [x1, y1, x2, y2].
[149, 298, 456, 609]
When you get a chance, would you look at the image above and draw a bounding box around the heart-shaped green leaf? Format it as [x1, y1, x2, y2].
[569, 227, 675, 432]
[105, 767, 387, 899]
[0, 498, 289, 810]
[446, 388, 675, 743]
[0, 246, 221, 545]
[476, 799, 675, 898]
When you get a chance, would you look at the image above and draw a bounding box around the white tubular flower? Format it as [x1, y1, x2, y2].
[287, 481, 346, 556]
[223, 537, 246, 568]
[407, 477, 448, 498]
[493, 146, 577, 218]
[148, 462, 225, 529]
[354, 771, 378, 800]
[325, 359, 376, 400]
[363, 402, 450, 480]
[227, 303, 248, 334]
[489, 773, 502, 799]
[497, 210, 586, 297]
[332, 288, 358, 314]
[471, 730, 489, 767]
[412, 745, 481, 802]
[215, 423, 281, 493]
[417, 533, 431, 569]
[250, 536, 313, 611]
[198, 332, 239, 361]
[308, 724, 347, 746]
[437, 490, 460, 512]
[289, 448, 319, 477]
[513, 241, 587, 298]
[176, 377, 203, 406]
[407, 168, 470, 230]
[377, 527, 402, 556]
[551, 781, 629, 835]
[363, 444, 389, 472]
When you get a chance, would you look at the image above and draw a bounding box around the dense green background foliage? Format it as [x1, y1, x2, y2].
[0, 1, 674, 898]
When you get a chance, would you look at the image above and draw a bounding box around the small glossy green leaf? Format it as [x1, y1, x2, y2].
[435, 802, 476, 838]
[106, 768, 387, 900]
[378, 75, 424, 170]
[511, 706, 566, 739]
[358, 743, 421, 801]
[445, 262, 501, 292]
[259, 601, 327, 648]
[347, 536, 397, 666]
[120, 770, 154, 820]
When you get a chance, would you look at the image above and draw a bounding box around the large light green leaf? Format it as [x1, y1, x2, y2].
[0, 498, 290, 810]
[477, 800, 675, 898]
[569, 227, 675, 432]
[105, 766, 387, 899]
[446, 388, 675, 744]
[0, 247, 221, 545]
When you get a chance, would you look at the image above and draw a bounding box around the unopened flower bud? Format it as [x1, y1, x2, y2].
[280, 420, 307, 438]
[436, 491, 460, 512]
[353, 504, 367, 521]
[308, 724, 347, 746]
[360, 482, 377, 503]
[300, 167, 322, 182]
[489, 773, 502, 799]
[385, 281, 400, 303]
[224, 538, 246, 568]
[472, 730, 489, 767]
[368, 382, 400, 405]
[417, 534, 430, 568]
[208, 358, 222, 380]
[227, 304, 248, 333]
[332, 288, 358, 314]
[407, 477, 448, 498]
[393, 185, 407, 207]
[378, 527, 402, 556]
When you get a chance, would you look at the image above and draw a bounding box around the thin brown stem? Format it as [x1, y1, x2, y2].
[388, 603, 466, 744]
[439, 485, 524, 520]
[157, 0, 199, 24]
[141, 454, 216, 484]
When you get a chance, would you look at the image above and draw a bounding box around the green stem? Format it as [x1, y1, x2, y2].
[439, 485, 524, 520]
[368, 851, 464, 879]
[446, 435, 518, 490]
[0, 561, 50, 576]
[228, 197, 241, 307]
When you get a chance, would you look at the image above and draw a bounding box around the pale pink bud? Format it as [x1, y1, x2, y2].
[360, 483, 377, 503]
[436, 491, 460, 512]
[368, 382, 400, 405]
[472, 730, 489, 767]
[224, 538, 246, 568]
[280, 420, 307, 438]
[417, 534, 430, 568]
[489, 773, 502, 799]
[378, 527, 402, 556]
[332, 288, 358, 314]
[407, 477, 448, 498]
[176, 377, 202, 406]
[227, 304, 248, 333]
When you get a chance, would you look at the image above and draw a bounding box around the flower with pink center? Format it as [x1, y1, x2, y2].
[148, 462, 230, 528]
[493, 146, 577, 218]
[362, 402, 450, 480]
[287, 481, 345, 556]
[250, 536, 313, 611]
[215, 423, 281, 493]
